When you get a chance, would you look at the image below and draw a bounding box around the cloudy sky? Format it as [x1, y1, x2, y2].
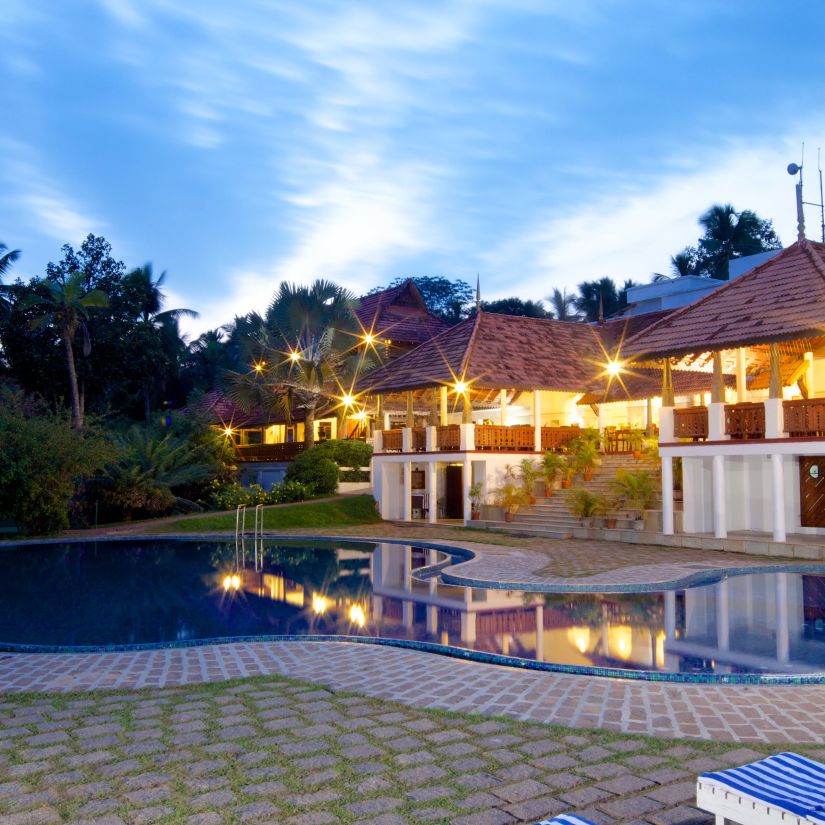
[2, 0, 824, 336]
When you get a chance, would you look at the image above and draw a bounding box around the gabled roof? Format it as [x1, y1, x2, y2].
[355, 279, 450, 347]
[578, 367, 734, 405]
[623, 239, 825, 360]
[357, 311, 612, 393]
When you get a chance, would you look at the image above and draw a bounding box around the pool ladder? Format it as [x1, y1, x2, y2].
[235, 504, 264, 571]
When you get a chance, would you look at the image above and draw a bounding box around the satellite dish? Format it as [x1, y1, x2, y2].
[788, 162, 802, 175]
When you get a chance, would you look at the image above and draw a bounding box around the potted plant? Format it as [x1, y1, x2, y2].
[567, 488, 606, 527]
[493, 481, 529, 522]
[561, 455, 576, 488]
[541, 451, 566, 497]
[611, 469, 657, 524]
[469, 482, 483, 520]
[602, 496, 621, 529]
[629, 427, 646, 460]
[573, 440, 598, 482]
[519, 458, 540, 504]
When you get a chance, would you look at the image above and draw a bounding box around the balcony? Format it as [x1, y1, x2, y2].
[673, 406, 708, 440]
[377, 423, 582, 453]
[436, 424, 460, 450]
[725, 402, 765, 439]
[381, 429, 403, 452]
[784, 398, 825, 437]
[235, 442, 305, 462]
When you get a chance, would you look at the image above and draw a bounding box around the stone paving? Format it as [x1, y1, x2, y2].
[3, 641, 825, 743]
[1, 670, 821, 825]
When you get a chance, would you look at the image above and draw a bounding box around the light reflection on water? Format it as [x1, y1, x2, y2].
[1, 539, 824, 676]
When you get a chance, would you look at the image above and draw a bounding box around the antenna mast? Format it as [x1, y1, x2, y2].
[788, 143, 825, 243]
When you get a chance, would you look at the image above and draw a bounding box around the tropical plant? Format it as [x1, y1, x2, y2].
[479, 297, 550, 318]
[540, 451, 566, 494]
[567, 488, 606, 522]
[573, 278, 637, 321]
[518, 458, 540, 502]
[611, 469, 658, 517]
[284, 449, 340, 495]
[25, 271, 109, 428]
[492, 480, 529, 518]
[469, 481, 484, 513]
[572, 439, 598, 479]
[546, 287, 580, 321]
[0, 242, 20, 320]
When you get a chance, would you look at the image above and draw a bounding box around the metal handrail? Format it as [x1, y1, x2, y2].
[235, 504, 246, 567]
[254, 504, 264, 572]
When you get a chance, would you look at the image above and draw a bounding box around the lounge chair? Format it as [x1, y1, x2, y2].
[535, 816, 597, 825]
[696, 751, 825, 824]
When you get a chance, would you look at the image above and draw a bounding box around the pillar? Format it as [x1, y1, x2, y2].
[462, 457, 471, 522]
[708, 351, 726, 440]
[712, 454, 727, 538]
[716, 579, 730, 652]
[646, 397, 653, 437]
[430, 389, 439, 426]
[775, 572, 790, 664]
[532, 391, 542, 452]
[770, 453, 786, 542]
[499, 389, 507, 426]
[383, 411, 391, 430]
[462, 393, 473, 424]
[660, 359, 675, 442]
[805, 351, 816, 398]
[427, 461, 437, 524]
[765, 343, 785, 438]
[406, 391, 415, 428]
[439, 386, 448, 426]
[736, 347, 748, 402]
[662, 359, 675, 407]
[661, 455, 674, 535]
[402, 461, 412, 522]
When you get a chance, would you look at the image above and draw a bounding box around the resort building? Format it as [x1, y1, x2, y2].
[623, 238, 825, 543]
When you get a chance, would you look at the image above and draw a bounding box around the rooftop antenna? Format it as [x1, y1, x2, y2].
[475, 273, 481, 312]
[787, 143, 825, 242]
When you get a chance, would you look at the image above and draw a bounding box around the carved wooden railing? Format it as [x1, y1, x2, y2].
[603, 428, 643, 454]
[784, 397, 825, 437]
[725, 402, 765, 439]
[436, 424, 461, 451]
[411, 427, 427, 452]
[673, 406, 708, 440]
[541, 425, 581, 451]
[381, 429, 403, 452]
[474, 424, 534, 451]
[235, 443, 305, 462]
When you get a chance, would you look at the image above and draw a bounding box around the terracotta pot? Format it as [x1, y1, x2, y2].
[605, 517, 617, 529]
[633, 450, 642, 460]
[504, 512, 515, 522]
[561, 479, 572, 489]
[529, 493, 537, 505]
[471, 511, 480, 521]
[583, 469, 593, 481]
[546, 487, 554, 497]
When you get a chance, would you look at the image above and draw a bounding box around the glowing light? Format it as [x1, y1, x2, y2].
[222, 575, 232, 591]
[222, 574, 241, 592]
[566, 626, 591, 655]
[348, 603, 366, 628]
[453, 381, 467, 395]
[289, 350, 301, 363]
[253, 361, 265, 373]
[223, 427, 234, 437]
[606, 359, 623, 377]
[342, 394, 355, 407]
[312, 593, 329, 615]
[362, 333, 375, 345]
[353, 411, 367, 421]
[231, 574, 240, 589]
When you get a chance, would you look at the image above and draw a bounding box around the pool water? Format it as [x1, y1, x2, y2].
[2, 538, 825, 677]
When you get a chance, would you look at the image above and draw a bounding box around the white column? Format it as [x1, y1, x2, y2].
[736, 347, 748, 402]
[532, 391, 542, 452]
[425, 425, 436, 451]
[402, 427, 413, 453]
[402, 461, 412, 522]
[770, 453, 786, 542]
[764, 399, 785, 439]
[805, 351, 816, 397]
[459, 423, 474, 450]
[534, 603, 544, 662]
[460, 611, 476, 643]
[427, 461, 437, 524]
[462, 458, 472, 522]
[708, 402, 727, 440]
[598, 404, 608, 435]
[716, 579, 730, 652]
[439, 386, 448, 426]
[661, 455, 674, 535]
[373, 430, 383, 452]
[775, 572, 790, 664]
[383, 411, 391, 430]
[712, 454, 727, 538]
[499, 389, 507, 426]
[659, 406, 674, 442]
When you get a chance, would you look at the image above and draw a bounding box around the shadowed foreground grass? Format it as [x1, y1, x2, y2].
[156, 494, 383, 533]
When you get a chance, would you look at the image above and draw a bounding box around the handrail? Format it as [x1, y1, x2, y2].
[673, 406, 708, 440]
[725, 401, 765, 439]
[253, 503, 264, 572]
[784, 397, 825, 437]
[235, 504, 246, 568]
[381, 429, 403, 452]
[436, 424, 460, 451]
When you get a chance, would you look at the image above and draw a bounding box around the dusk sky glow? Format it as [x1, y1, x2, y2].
[2, 0, 825, 336]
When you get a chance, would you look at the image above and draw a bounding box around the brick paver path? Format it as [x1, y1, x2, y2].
[3, 642, 824, 744]
[2, 671, 823, 825]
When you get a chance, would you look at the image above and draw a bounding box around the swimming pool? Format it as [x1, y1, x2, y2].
[2, 537, 825, 679]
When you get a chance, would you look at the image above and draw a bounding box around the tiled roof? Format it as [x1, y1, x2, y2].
[598, 309, 676, 349]
[355, 280, 450, 347]
[357, 311, 612, 393]
[195, 390, 333, 427]
[579, 368, 734, 404]
[623, 239, 825, 359]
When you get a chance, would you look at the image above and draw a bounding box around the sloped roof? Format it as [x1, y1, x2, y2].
[357, 311, 613, 393]
[355, 280, 450, 347]
[623, 239, 825, 359]
[578, 367, 734, 405]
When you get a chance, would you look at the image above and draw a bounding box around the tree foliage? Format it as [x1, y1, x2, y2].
[573, 277, 637, 322]
[479, 297, 550, 318]
[379, 276, 474, 323]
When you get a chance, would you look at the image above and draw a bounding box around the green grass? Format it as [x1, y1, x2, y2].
[156, 493, 383, 533]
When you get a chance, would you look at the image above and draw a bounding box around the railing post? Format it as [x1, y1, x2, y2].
[402, 427, 413, 453]
[770, 454, 786, 542]
[708, 403, 726, 440]
[765, 399, 785, 438]
[659, 406, 674, 442]
[661, 455, 674, 535]
[425, 426, 436, 452]
[374, 430, 383, 453]
[459, 423, 474, 451]
[532, 392, 542, 452]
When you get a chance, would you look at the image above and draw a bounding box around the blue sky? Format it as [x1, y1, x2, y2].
[2, 0, 825, 335]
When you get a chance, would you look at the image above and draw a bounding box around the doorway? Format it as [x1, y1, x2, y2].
[800, 457, 825, 527]
[445, 465, 464, 519]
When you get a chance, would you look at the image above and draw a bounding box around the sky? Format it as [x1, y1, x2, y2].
[2, 0, 825, 338]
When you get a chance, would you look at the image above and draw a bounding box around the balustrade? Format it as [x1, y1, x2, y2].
[673, 406, 708, 440]
[724, 401, 765, 439]
[411, 427, 427, 452]
[381, 429, 403, 452]
[436, 424, 461, 451]
[541, 425, 581, 451]
[784, 397, 825, 437]
[235, 443, 305, 462]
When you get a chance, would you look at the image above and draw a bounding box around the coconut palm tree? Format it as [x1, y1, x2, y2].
[26, 271, 109, 428]
[0, 242, 21, 320]
[546, 287, 580, 321]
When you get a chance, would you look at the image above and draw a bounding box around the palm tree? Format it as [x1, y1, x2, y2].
[227, 279, 362, 449]
[124, 264, 199, 422]
[546, 287, 580, 321]
[697, 204, 781, 279]
[0, 242, 21, 320]
[27, 271, 109, 428]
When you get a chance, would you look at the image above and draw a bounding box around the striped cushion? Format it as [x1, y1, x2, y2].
[535, 816, 597, 825]
[700, 752, 825, 821]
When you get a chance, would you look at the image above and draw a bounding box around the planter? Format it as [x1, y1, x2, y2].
[504, 512, 515, 523]
[583, 469, 593, 482]
[561, 479, 572, 489]
[528, 493, 537, 505]
[581, 517, 592, 528]
[633, 450, 642, 460]
[632, 518, 645, 530]
[471, 510, 481, 521]
[605, 517, 617, 529]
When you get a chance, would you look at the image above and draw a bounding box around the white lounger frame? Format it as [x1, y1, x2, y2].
[696, 778, 813, 825]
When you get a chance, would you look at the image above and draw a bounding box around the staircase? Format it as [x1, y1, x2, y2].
[476, 453, 661, 539]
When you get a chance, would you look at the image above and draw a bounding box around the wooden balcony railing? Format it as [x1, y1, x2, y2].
[381, 429, 403, 452]
[603, 428, 643, 454]
[725, 402, 765, 439]
[436, 424, 461, 451]
[541, 425, 581, 451]
[411, 427, 427, 452]
[475, 424, 534, 451]
[673, 406, 708, 440]
[784, 397, 825, 437]
[235, 442, 304, 462]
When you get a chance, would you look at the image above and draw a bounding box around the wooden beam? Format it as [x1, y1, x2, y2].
[769, 343, 782, 399]
[661, 359, 675, 406]
[711, 351, 724, 403]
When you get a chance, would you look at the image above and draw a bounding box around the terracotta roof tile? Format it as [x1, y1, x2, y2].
[355, 280, 450, 346]
[623, 239, 825, 359]
[579, 367, 734, 404]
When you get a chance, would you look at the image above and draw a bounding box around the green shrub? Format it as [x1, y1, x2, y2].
[567, 487, 606, 520]
[339, 468, 370, 482]
[206, 479, 313, 510]
[285, 451, 339, 495]
[311, 439, 372, 468]
[0, 389, 113, 535]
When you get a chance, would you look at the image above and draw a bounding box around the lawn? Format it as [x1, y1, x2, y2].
[155, 493, 383, 533]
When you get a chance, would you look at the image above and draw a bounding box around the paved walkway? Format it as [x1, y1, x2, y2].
[3, 641, 824, 744]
